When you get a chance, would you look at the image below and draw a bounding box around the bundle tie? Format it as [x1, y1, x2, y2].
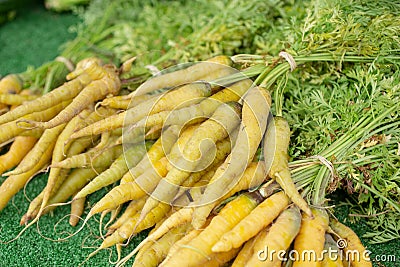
[279, 51, 297, 71]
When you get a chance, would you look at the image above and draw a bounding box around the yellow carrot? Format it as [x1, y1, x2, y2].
[107, 198, 147, 232]
[329, 220, 372, 267]
[139, 102, 242, 226]
[133, 55, 232, 96]
[126, 222, 191, 267]
[0, 74, 23, 112]
[231, 233, 263, 267]
[32, 66, 121, 129]
[4, 124, 66, 177]
[0, 100, 71, 146]
[130, 78, 253, 131]
[246, 206, 302, 267]
[213, 191, 290, 252]
[192, 87, 271, 228]
[0, 144, 53, 211]
[160, 192, 262, 267]
[0, 94, 39, 106]
[70, 81, 209, 139]
[69, 196, 86, 227]
[263, 116, 312, 217]
[321, 234, 344, 267]
[0, 136, 37, 175]
[88, 156, 169, 215]
[100, 203, 171, 249]
[292, 208, 329, 267]
[0, 67, 102, 125]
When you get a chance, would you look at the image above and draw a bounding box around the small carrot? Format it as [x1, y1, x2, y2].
[159, 192, 263, 267]
[0, 93, 39, 106]
[0, 135, 37, 175]
[263, 116, 312, 217]
[328, 219, 372, 267]
[292, 208, 329, 267]
[69, 196, 86, 227]
[3, 123, 66, 176]
[212, 191, 290, 252]
[0, 143, 53, 211]
[101, 93, 154, 110]
[246, 206, 302, 267]
[132, 55, 232, 96]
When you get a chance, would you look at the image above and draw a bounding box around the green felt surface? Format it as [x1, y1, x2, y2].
[0, 3, 398, 267]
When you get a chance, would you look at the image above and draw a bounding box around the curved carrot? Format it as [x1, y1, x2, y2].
[69, 196, 86, 227]
[107, 198, 147, 232]
[246, 206, 302, 267]
[0, 68, 101, 125]
[0, 136, 37, 175]
[292, 208, 329, 267]
[263, 116, 312, 217]
[329, 219, 372, 267]
[0, 143, 53, 211]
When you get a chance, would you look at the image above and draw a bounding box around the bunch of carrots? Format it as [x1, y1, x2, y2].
[0, 52, 375, 266]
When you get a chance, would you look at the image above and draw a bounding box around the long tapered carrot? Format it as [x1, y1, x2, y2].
[0, 144, 53, 211]
[192, 87, 271, 228]
[246, 206, 302, 267]
[292, 208, 329, 267]
[138, 102, 242, 226]
[159, 192, 263, 267]
[132, 55, 232, 96]
[0, 100, 71, 146]
[130, 78, 253, 130]
[263, 116, 312, 217]
[328, 220, 372, 267]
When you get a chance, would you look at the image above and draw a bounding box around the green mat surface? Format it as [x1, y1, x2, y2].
[0, 3, 398, 267]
